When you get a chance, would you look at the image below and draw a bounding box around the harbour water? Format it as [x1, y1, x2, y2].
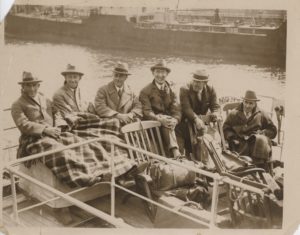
[2, 38, 286, 109]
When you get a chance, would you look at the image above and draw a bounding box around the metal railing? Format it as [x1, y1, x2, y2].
[2, 136, 267, 229]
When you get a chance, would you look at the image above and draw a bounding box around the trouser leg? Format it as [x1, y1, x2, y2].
[161, 126, 180, 157]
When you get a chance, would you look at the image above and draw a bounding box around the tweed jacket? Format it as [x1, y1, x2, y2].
[94, 81, 142, 118]
[52, 85, 94, 118]
[223, 103, 277, 141]
[139, 80, 181, 122]
[11, 92, 65, 136]
[180, 83, 220, 122]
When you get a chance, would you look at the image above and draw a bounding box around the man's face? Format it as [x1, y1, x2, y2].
[153, 69, 168, 84]
[113, 73, 128, 88]
[22, 83, 40, 98]
[192, 80, 207, 92]
[65, 73, 81, 89]
[243, 100, 256, 113]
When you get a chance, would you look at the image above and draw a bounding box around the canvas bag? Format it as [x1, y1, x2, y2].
[149, 159, 199, 191]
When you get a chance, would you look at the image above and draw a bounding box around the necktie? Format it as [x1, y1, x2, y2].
[118, 89, 123, 98]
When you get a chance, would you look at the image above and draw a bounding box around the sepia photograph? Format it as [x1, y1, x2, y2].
[0, 0, 296, 233]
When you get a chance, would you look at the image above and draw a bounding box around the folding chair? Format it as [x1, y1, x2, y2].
[121, 120, 166, 221]
[121, 121, 223, 226]
[202, 135, 282, 228]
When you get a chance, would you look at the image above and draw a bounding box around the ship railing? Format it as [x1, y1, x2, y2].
[1, 131, 268, 228]
[134, 21, 268, 36]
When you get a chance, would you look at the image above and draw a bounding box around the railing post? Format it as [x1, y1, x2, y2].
[110, 143, 115, 218]
[9, 172, 19, 223]
[210, 175, 220, 228]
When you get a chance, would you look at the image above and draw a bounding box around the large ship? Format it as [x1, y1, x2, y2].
[5, 6, 286, 66]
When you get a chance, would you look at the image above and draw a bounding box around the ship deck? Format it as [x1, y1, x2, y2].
[2, 187, 231, 228]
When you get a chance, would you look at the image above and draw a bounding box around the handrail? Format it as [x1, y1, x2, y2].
[6, 136, 265, 195]
[6, 166, 132, 228]
[2, 136, 267, 228]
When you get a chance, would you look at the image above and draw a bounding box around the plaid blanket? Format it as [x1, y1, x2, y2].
[18, 117, 135, 188]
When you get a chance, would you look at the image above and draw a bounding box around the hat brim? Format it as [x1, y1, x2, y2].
[192, 77, 209, 82]
[61, 71, 84, 76]
[151, 66, 171, 73]
[113, 70, 131, 75]
[242, 97, 260, 101]
[18, 80, 42, 84]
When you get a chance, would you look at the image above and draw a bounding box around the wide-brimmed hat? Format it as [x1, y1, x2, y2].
[18, 71, 42, 84]
[150, 60, 171, 73]
[113, 62, 131, 75]
[192, 69, 209, 82]
[61, 64, 84, 76]
[242, 90, 260, 101]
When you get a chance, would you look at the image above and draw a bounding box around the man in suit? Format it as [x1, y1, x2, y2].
[223, 90, 277, 164]
[53, 64, 97, 128]
[175, 69, 220, 157]
[11, 71, 64, 142]
[139, 60, 181, 158]
[94, 62, 142, 125]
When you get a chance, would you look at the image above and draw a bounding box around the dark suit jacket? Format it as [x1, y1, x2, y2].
[139, 80, 181, 122]
[180, 83, 220, 122]
[94, 81, 142, 118]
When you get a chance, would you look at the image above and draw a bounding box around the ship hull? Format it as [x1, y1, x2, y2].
[5, 14, 286, 66]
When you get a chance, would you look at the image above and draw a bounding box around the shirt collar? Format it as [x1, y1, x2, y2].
[115, 85, 124, 92]
[155, 81, 165, 90]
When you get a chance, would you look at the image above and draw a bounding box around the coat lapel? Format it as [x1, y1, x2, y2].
[107, 81, 120, 108]
[74, 87, 82, 111]
[118, 84, 131, 110]
[188, 85, 198, 111]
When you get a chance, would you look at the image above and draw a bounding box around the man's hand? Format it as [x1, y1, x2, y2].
[43, 127, 61, 139]
[116, 113, 133, 124]
[157, 115, 177, 129]
[256, 129, 266, 135]
[209, 113, 222, 122]
[194, 117, 205, 130]
[65, 114, 81, 128]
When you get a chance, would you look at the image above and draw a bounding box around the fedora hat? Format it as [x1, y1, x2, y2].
[61, 64, 84, 76]
[113, 62, 131, 75]
[242, 90, 260, 101]
[18, 71, 42, 84]
[192, 69, 209, 82]
[150, 60, 171, 73]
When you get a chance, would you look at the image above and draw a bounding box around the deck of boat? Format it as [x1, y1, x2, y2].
[3, 186, 231, 228]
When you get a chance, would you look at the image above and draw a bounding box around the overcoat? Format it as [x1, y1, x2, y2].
[223, 103, 277, 159]
[11, 92, 64, 137]
[52, 85, 94, 117]
[94, 81, 142, 118]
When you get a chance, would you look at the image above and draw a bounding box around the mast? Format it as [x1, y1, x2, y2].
[175, 0, 180, 20]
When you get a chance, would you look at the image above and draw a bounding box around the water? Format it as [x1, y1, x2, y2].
[1, 39, 285, 109]
[1, 39, 286, 151]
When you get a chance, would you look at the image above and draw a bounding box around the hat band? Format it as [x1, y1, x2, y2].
[193, 75, 208, 80]
[23, 77, 35, 82]
[114, 68, 128, 73]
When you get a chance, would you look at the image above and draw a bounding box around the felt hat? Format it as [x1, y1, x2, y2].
[242, 90, 260, 101]
[192, 69, 209, 82]
[150, 60, 171, 73]
[61, 64, 84, 76]
[18, 71, 42, 84]
[113, 62, 131, 75]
